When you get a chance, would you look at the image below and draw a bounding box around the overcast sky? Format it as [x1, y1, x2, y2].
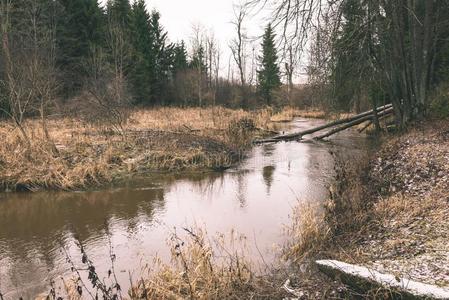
[144, 0, 270, 73]
[144, 1, 266, 44]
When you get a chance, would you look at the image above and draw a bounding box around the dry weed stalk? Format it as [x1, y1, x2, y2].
[132, 227, 259, 300]
[284, 202, 330, 262]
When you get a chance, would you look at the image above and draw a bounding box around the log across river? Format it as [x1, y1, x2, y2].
[254, 104, 393, 144]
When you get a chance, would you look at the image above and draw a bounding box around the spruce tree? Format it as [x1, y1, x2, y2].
[107, 0, 131, 28]
[190, 45, 206, 72]
[148, 10, 172, 104]
[56, 0, 105, 96]
[129, 0, 152, 103]
[257, 23, 281, 106]
[172, 41, 188, 73]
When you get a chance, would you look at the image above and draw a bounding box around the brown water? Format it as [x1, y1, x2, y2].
[0, 118, 370, 299]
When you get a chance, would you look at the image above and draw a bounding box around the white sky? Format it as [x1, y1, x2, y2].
[145, 0, 269, 76]
[153, 1, 242, 41]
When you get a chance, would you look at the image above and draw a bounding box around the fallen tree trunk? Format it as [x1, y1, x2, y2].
[316, 260, 449, 299]
[314, 107, 394, 140]
[254, 104, 393, 144]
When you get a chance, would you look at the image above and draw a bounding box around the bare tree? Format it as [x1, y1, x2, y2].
[79, 19, 131, 134]
[0, 0, 58, 147]
[230, 3, 248, 107]
[106, 16, 130, 108]
[27, 0, 58, 143]
[248, 43, 257, 86]
[284, 44, 296, 105]
[191, 24, 206, 106]
[0, 0, 31, 146]
[204, 30, 221, 106]
[252, 0, 446, 126]
[213, 45, 221, 105]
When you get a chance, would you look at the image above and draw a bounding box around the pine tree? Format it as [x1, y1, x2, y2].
[257, 23, 281, 106]
[169, 41, 189, 105]
[56, 0, 105, 96]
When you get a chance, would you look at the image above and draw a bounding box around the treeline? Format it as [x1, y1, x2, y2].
[0, 0, 207, 110]
[0, 0, 293, 126]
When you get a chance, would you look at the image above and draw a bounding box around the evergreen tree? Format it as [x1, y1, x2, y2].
[56, 0, 105, 96]
[332, 0, 368, 111]
[129, 0, 152, 103]
[148, 10, 172, 104]
[172, 41, 189, 73]
[257, 23, 281, 105]
[107, 0, 131, 28]
[189, 45, 206, 72]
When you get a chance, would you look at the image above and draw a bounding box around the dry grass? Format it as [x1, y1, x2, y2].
[284, 202, 330, 263]
[129, 107, 275, 132]
[0, 124, 113, 191]
[282, 154, 371, 263]
[129, 227, 282, 300]
[0, 107, 288, 192]
[52, 226, 284, 299]
[269, 106, 360, 123]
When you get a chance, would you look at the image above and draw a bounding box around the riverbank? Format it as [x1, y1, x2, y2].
[340, 119, 449, 289]
[284, 118, 449, 298]
[0, 107, 282, 192]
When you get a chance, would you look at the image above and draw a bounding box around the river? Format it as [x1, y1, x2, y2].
[0, 118, 370, 299]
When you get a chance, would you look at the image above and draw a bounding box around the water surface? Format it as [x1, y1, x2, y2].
[0, 118, 369, 299]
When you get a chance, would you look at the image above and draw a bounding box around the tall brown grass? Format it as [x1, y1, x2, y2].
[282, 153, 370, 264]
[129, 227, 282, 300]
[284, 202, 330, 263]
[0, 107, 288, 191]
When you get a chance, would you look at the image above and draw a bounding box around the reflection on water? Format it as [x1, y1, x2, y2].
[0, 118, 370, 299]
[262, 166, 276, 195]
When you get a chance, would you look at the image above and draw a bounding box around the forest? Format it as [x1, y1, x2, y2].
[0, 0, 290, 135]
